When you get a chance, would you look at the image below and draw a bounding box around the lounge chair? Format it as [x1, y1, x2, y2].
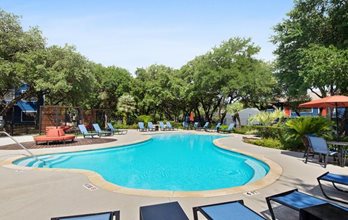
[219, 123, 235, 133]
[182, 121, 189, 130]
[166, 122, 174, 130]
[140, 201, 189, 220]
[193, 200, 265, 220]
[147, 122, 156, 131]
[78, 124, 99, 138]
[138, 122, 146, 132]
[193, 122, 200, 130]
[93, 123, 113, 136]
[207, 122, 221, 132]
[202, 122, 209, 131]
[107, 123, 127, 135]
[51, 211, 120, 220]
[305, 135, 338, 168]
[317, 172, 348, 204]
[159, 121, 166, 131]
[266, 189, 348, 220]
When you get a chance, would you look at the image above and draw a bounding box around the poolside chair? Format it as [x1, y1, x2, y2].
[193, 200, 265, 220]
[219, 123, 235, 133]
[159, 121, 166, 131]
[317, 172, 348, 204]
[147, 122, 156, 131]
[138, 122, 146, 132]
[266, 188, 348, 220]
[78, 124, 99, 138]
[107, 123, 127, 135]
[305, 135, 338, 168]
[182, 121, 189, 130]
[202, 122, 209, 131]
[140, 201, 189, 220]
[166, 122, 174, 130]
[207, 122, 221, 132]
[93, 123, 113, 136]
[51, 210, 120, 220]
[193, 122, 200, 130]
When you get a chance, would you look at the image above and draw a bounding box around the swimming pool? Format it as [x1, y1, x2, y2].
[14, 134, 269, 191]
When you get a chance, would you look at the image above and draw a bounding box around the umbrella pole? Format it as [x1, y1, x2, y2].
[335, 103, 339, 141]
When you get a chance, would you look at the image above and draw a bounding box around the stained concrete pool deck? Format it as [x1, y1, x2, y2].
[0, 130, 347, 219]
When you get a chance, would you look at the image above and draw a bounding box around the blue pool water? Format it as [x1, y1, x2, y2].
[15, 134, 269, 191]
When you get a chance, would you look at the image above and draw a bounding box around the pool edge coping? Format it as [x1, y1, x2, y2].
[1, 133, 282, 198]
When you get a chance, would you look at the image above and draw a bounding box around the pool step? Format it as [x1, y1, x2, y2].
[16, 155, 71, 168]
[245, 159, 267, 183]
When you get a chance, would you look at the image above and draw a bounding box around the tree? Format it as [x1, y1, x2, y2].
[272, 0, 348, 99]
[117, 94, 136, 125]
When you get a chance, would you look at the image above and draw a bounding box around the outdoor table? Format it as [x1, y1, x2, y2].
[299, 203, 348, 220]
[140, 202, 189, 220]
[327, 141, 348, 167]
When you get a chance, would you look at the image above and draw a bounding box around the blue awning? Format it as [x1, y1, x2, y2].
[17, 101, 37, 113]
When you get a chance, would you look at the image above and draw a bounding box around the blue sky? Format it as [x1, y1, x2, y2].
[2, 0, 293, 73]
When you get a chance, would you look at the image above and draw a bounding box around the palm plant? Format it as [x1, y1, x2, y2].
[117, 94, 136, 125]
[248, 109, 285, 126]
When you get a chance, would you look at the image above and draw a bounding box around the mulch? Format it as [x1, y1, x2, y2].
[0, 138, 117, 150]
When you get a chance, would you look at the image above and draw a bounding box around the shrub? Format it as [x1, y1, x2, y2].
[136, 115, 153, 124]
[253, 125, 283, 139]
[248, 109, 285, 126]
[113, 123, 138, 129]
[233, 126, 257, 134]
[244, 138, 283, 149]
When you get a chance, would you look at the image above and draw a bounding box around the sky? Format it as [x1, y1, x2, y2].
[2, 0, 294, 73]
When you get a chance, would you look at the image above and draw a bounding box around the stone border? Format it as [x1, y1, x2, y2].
[1, 133, 282, 197]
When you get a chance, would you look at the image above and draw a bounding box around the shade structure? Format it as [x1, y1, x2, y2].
[299, 95, 348, 140]
[299, 95, 348, 108]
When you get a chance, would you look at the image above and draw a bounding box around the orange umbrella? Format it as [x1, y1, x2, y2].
[299, 95, 348, 140]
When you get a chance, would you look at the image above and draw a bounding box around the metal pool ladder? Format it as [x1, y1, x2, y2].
[0, 131, 39, 161]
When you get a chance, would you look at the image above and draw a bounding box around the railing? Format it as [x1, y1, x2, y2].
[0, 130, 39, 161]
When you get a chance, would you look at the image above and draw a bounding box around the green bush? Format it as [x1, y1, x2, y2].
[113, 123, 138, 129]
[233, 126, 257, 134]
[253, 125, 283, 139]
[136, 115, 154, 124]
[245, 138, 283, 149]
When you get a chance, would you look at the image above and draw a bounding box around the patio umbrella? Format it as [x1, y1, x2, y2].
[299, 95, 348, 139]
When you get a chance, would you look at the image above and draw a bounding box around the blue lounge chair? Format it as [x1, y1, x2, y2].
[166, 122, 174, 130]
[182, 121, 189, 130]
[266, 189, 348, 220]
[78, 124, 99, 138]
[138, 122, 146, 132]
[107, 123, 127, 135]
[305, 135, 338, 168]
[202, 122, 209, 131]
[193, 200, 265, 220]
[219, 123, 235, 133]
[93, 123, 112, 136]
[51, 211, 120, 220]
[159, 121, 166, 131]
[207, 122, 221, 132]
[193, 122, 200, 130]
[140, 202, 188, 220]
[317, 172, 348, 204]
[147, 122, 156, 131]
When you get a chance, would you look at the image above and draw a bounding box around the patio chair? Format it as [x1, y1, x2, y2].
[182, 121, 189, 130]
[193, 200, 265, 220]
[51, 210, 120, 220]
[193, 122, 200, 130]
[166, 122, 174, 130]
[219, 123, 235, 133]
[207, 122, 221, 132]
[159, 121, 166, 131]
[266, 189, 336, 220]
[93, 123, 113, 136]
[138, 122, 146, 132]
[78, 124, 99, 138]
[107, 123, 127, 135]
[317, 172, 348, 204]
[305, 135, 338, 168]
[140, 201, 189, 220]
[202, 122, 209, 131]
[147, 122, 156, 131]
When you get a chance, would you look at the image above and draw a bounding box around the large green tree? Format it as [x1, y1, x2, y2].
[273, 0, 348, 99]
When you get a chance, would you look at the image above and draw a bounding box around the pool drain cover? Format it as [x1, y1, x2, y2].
[83, 183, 98, 191]
[244, 191, 259, 196]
